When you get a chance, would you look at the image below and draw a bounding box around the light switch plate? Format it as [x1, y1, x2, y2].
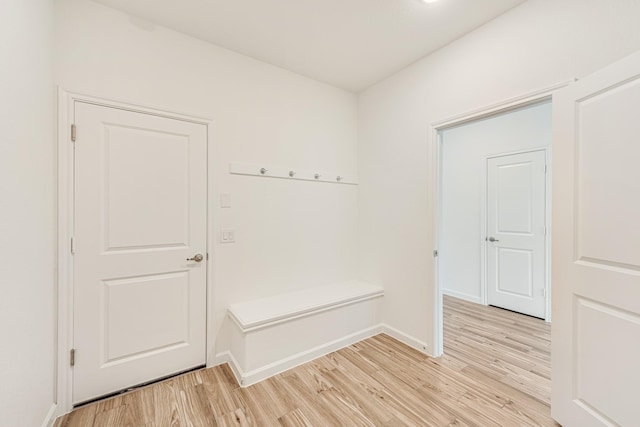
[220, 194, 231, 208]
[220, 229, 235, 243]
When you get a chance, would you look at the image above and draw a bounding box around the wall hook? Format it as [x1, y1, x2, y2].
[229, 163, 357, 185]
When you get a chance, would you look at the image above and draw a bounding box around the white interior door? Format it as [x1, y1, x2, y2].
[552, 51, 640, 426]
[72, 102, 208, 404]
[486, 150, 546, 318]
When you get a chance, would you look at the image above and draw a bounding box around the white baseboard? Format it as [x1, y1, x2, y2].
[211, 351, 244, 387]
[381, 324, 431, 356]
[442, 289, 483, 305]
[206, 322, 437, 389]
[211, 351, 230, 367]
[213, 324, 433, 387]
[229, 324, 383, 387]
[42, 403, 58, 427]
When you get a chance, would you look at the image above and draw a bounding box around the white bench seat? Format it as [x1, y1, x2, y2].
[228, 280, 384, 332]
[226, 280, 384, 386]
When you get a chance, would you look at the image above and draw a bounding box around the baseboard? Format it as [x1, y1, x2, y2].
[42, 403, 58, 427]
[442, 289, 483, 305]
[230, 324, 383, 387]
[211, 351, 230, 367]
[211, 351, 244, 387]
[211, 323, 433, 387]
[381, 324, 431, 356]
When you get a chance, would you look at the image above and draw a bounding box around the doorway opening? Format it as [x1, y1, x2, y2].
[432, 93, 554, 355]
[433, 96, 554, 406]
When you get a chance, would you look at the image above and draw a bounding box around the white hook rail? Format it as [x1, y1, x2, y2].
[229, 163, 358, 185]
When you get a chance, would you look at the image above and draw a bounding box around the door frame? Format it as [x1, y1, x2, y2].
[55, 89, 216, 414]
[429, 81, 570, 357]
[482, 147, 551, 319]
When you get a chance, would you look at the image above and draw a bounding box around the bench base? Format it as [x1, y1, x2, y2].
[225, 281, 385, 386]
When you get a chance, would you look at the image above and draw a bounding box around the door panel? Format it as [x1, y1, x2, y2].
[575, 298, 640, 427]
[104, 125, 190, 251]
[497, 162, 533, 234]
[496, 247, 533, 297]
[552, 50, 640, 426]
[73, 102, 207, 404]
[487, 150, 546, 318]
[577, 77, 640, 268]
[102, 272, 190, 364]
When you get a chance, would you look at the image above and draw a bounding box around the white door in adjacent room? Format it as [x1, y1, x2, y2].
[72, 102, 208, 404]
[486, 150, 546, 319]
[552, 51, 640, 426]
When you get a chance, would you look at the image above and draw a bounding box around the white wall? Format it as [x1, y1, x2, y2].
[358, 0, 640, 354]
[0, 0, 56, 425]
[440, 101, 551, 303]
[54, 0, 359, 360]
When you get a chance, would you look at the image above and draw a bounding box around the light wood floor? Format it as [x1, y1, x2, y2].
[55, 296, 557, 426]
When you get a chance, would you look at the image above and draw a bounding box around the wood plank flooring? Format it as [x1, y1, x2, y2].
[55, 296, 557, 426]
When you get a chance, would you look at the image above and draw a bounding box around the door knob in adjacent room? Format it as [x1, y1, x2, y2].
[187, 253, 204, 262]
[488, 237, 499, 242]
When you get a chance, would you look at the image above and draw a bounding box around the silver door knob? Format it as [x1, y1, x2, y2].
[488, 237, 499, 242]
[187, 254, 204, 262]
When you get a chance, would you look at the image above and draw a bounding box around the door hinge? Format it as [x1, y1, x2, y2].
[70, 237, 74, 254]
[71, 124, 77, 142]
[70, 349, 76, 367]
[544, 164, 548, 173]
[541, 288, 547, 298]
[433, 250, 438, 258]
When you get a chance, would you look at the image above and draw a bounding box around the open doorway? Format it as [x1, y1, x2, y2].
[433, 95, 553, 350]
[432, 97, 554, 409]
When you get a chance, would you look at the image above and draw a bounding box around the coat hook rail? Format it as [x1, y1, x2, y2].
[229, 163, 358, 185]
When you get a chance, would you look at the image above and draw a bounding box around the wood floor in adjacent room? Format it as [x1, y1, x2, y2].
[55, 296, 556, 426]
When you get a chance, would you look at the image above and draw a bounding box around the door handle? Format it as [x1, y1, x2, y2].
[488, 237, 499, 242]
[187, 254, 204, 262]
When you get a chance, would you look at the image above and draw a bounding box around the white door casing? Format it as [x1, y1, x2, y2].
[73, 102, 208, 404]
[552, 50, 640, 426]
[486, 150, 546, 319]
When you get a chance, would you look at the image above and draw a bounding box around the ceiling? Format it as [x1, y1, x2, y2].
[93, 0, 526, 92]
